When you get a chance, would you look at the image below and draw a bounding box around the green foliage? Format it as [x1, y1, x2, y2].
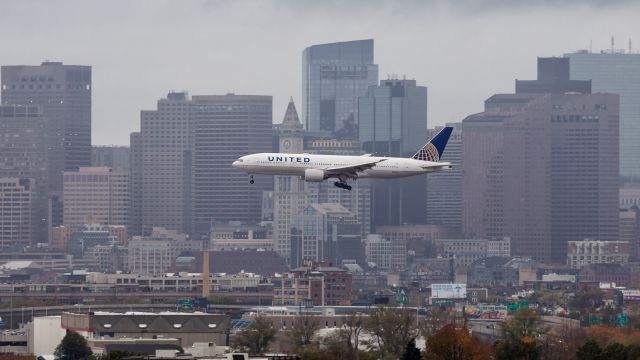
[231, 314, 277, 354]
[400, 338, 421, 360]
[570, 289, 605, 310]
[495, 308, 543, 360]
[54, 330, 92, 360]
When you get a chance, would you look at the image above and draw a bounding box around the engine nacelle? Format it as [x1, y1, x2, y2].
[304, 168, 325, 182]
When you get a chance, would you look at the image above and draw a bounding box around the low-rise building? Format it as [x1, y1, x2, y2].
[365, 234, 407, 271]
[579, 263, 630, 287]
[567, 240, 630, 269]
[273, 262, 352, 306]
[128, 227, 202, 275]
[210, 222, 274, 251]
[61, 311, 230, 349]
[435, 237, 511, 269]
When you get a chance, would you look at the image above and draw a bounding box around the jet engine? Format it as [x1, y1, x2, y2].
[304, 168, 325, 182]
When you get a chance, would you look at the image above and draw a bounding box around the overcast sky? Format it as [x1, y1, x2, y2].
[1, 0, 639, 145]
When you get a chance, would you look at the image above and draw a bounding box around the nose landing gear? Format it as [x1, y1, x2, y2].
[249, 175, 254, 184]
[334, 181, 352, 191]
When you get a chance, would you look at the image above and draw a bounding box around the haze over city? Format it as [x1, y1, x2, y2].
[4, 1, 640, 359]
[1, 0, 639, 145]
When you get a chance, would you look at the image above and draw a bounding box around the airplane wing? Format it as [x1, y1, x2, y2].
[324, 159, 386, 178]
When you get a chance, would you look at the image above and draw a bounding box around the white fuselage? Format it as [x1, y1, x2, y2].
[232, 152, 451, 180]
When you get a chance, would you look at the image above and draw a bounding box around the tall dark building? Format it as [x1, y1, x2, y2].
[302, 39, 378, 137]
[0, 105, 48, 244]
[463, 91, 619, 263]
[1, 62, 92, 196]
[358, 79, 428, 225]
[92, 146, 130, 171]
[191, 94, 273, 235]
[516, 57, 591, 94]
[138, 92, 272, 238]
[426, 123, 462, 230]
[129, 132, 142, 236]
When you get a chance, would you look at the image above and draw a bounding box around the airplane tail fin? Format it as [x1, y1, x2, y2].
[412, 126, 453, 162]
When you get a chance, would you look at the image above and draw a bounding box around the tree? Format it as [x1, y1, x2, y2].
[495, 309, 544, 360]
[423, 324, 493, 360]
[575, 339, 603, 360]
[54, 330, 92, 360]
[287, 312, 321, 350]
[401, 338, 421, 360]
[364, 306, 417, 359]
[231, 314, 277, 354]
[341, 312, 366, 359]
[419, 308, 454, 340]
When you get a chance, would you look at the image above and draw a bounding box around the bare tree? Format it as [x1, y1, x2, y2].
[364, 306, 417, 359]
[287, 312, 321, 350]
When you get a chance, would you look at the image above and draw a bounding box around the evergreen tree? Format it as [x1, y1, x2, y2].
[400, 338, 421, 360]
[575, 339, 603, 360]
[54, 330, 92, 360]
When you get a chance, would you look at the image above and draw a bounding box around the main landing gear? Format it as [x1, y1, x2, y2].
[249, 175, 254, 184]
[334, 181, 352, 191]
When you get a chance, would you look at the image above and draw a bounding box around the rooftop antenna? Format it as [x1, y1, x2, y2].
[611, 36, 615, 53]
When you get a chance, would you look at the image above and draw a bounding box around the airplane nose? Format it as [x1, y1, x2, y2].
[232, 161, 240, 168]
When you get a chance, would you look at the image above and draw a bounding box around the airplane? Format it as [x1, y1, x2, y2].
[232, 126, 453, 191]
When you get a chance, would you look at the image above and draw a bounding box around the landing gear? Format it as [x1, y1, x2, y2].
[334, 181, 352, 191]
[249, 175, 254, 184]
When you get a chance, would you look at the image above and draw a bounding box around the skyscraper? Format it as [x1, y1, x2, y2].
[138, 92, 272, 237]
[426, 123, 462, 230]
[92, 146, 130, 171]
[191, 94, 273, 234]
[463, 92, 619, 263]
[565, 50, 640, 178]
[129, 132, 142, 236]
[1, 62, 92, 193]
[358, 78, 428, 226]
[0, 105, 48, 244]
[302, 39, 378, 137]
[140, 92, 192, 235]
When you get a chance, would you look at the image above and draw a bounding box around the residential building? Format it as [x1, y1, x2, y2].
[0, 178, 32, 249]
[0, 104, 48, 243]
[426, 123, 462, 229]
[1, 62, 92, 200]
[302, 39, 378, 137]
[63, 167, 128, 229]
[127, 227, 202, 275]
[565, 50, 640, 178]
[365, 234, 407, 270]
[567, 240, 630, 269]
[92, 146, 130, 171]
[358, 79, 428, 226]
[462, 58, 619, 263]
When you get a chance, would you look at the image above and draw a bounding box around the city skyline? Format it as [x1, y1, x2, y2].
[1, 0, 639, 145]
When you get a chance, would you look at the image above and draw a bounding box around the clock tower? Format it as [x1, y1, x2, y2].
[273, 98, 306, 265]
[279, 97, 303, 153]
